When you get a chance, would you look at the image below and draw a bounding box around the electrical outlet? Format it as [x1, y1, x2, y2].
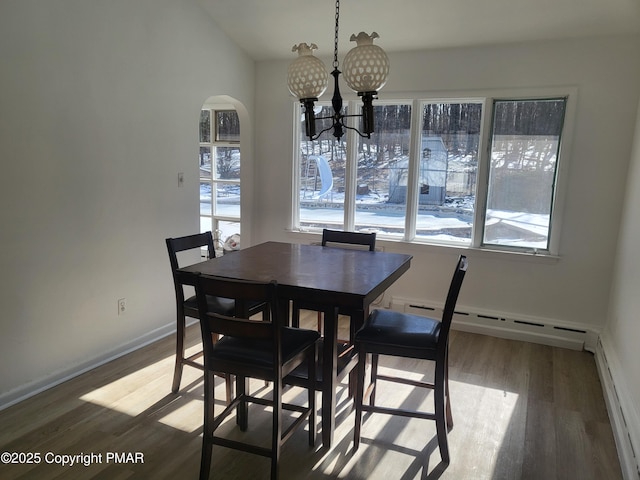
[118, 298, 126, 316]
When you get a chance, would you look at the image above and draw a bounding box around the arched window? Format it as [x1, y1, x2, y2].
[199, 109, 242, 254]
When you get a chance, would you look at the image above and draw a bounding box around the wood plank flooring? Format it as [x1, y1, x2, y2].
[0, 312, 622, 479]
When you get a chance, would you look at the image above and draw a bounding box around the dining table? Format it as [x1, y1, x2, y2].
[177, 240, 412, 447]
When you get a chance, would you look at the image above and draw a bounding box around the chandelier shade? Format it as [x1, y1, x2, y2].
[342, 32, 389, 93]
[287, 43, 329, 100]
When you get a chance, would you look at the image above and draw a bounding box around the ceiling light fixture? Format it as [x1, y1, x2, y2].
[287, 0, 389, 140]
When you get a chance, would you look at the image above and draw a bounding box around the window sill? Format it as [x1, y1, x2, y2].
[288, 229, 560, 264]
[380, 237, 561, 264]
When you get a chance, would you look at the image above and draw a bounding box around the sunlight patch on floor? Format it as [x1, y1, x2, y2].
[450, 379, 521, 476]
[79, 354, 179, 416]
[156, 397, 203, 433]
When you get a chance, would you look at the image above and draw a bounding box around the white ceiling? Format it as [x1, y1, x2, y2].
[197, 0, 640, 62]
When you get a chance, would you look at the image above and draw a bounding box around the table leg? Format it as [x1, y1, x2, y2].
[321, 305, 339, 448]
[348, 307, 369, 395]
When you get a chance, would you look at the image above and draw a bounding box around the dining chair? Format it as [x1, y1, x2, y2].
[166, 231, 268, 395]
[288, 229, 377, 398]
[291, 228, 376, 337]
[195, 275, 319, 480]
[353, 255, 468, 465]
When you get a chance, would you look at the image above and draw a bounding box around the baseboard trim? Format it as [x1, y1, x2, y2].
[389, 296, 599, 351]
[596, 336, 640, 480]
[0, 321, 180, 412]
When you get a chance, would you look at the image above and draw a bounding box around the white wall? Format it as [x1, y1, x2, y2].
[255, 35, 640, 333]
[0, 0, 255, 405]
[600, 96, 640, 478]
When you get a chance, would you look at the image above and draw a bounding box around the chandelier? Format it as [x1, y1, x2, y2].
[287, 0, 389, 140]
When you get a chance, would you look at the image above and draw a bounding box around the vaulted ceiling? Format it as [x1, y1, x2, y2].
[197, 0, 640, 61]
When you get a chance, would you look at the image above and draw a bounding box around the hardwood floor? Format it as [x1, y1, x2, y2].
[0, 312, 622, 479]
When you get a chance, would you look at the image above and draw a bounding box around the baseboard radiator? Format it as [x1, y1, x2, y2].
[389, 296, 599, 352]
[596, 337, 640, 480]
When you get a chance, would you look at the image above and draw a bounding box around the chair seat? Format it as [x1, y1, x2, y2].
[185, 294, 235, 315]
[355, 309, 441, 350]
[211, 327, 320, 368]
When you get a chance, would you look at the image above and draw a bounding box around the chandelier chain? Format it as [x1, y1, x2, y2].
[333, 0, 340, 69]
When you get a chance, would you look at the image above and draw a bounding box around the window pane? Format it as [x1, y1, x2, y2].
[483, 98, 566, 250]
[200, 181, 212, 215]
[200, 110, 211, 143]
[215, 110, 240, 142]
[415, 102, 482, 244]
[214, 183, 240, 218]
[355, 104, 411, 236]
[299, 105, 346, 231]
[200, 216, 212, 237]
[200, 146, 212, 178]
[215, 147, 241, 180]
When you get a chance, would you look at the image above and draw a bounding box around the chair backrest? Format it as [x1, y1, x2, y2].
[321, 229, 376, 251]
[438, 255, 468, 349]
[166, 231, 215, 303]
[194, 276, 281, 366]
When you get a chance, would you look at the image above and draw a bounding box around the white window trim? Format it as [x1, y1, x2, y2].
[291, 86, 578, 258]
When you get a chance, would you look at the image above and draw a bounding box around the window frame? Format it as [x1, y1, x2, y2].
[481, 97, 569, 253]
[200, 108, 243, 248]
[291, 87, 576, 257]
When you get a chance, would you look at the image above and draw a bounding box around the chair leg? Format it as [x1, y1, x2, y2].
[434, 361, 450, 465]
[199, 371, 214, 480]
[348, 369, 356, 399]
[171, 313, 186, 393]
[370, 353, 379, 406]
[225, 374, 233, 405]
[271, 378, 283, 480]
[308, 345, 317, 447]
[445, 352, 453, 430]
[291, 302, 301, 328]
[353, 347, 367, 450]
[236, 376, 249, 431]
[199, 436, 212, 480]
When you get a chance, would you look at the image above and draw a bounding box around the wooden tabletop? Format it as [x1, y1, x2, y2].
[179, 241, 412, 309]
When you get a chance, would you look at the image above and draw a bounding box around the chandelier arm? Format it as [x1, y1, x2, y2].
[308, 123, 337, 142]
[308, 113, 371, 140]
[340, 122, 372, 139]
[309, 118, 370, 141]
